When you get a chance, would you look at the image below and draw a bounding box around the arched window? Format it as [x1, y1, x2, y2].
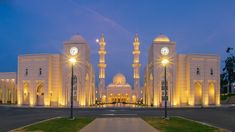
[39, 68, 42, 76]
[25, 68, 28, 76]
[196, 67, 200, 75]
[210, 68, 213, 75]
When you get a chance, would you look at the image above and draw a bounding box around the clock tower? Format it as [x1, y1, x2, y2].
[151, 34, 177, 107]
[63, 35, 90, 106]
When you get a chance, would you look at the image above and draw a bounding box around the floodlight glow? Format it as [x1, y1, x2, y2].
[69, 58, 77, 64]
[161, 59, 169, 66]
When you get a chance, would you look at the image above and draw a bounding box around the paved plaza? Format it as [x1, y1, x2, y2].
[80, 118, 158, 132]
[0, 106, 235, 131]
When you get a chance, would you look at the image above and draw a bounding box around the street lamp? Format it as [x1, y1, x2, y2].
[161, 58, 169, 119]
[69, 57, 76, 119]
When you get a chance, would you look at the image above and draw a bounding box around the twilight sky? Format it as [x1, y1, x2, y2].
[0, 0, 235, 85]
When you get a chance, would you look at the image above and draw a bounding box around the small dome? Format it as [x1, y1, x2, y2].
[113, 73, 126, 85]
[67, 35, 87, 44]
[154, 34, 170, 43]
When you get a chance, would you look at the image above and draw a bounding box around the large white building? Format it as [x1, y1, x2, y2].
[0, 35, 96, 107]
[143, 34, 220, 107]
[0, 33, 220, 107]
[98, 34, 141, 103]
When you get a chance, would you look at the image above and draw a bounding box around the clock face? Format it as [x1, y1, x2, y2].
[70, 47, 78, 55]
[161, 47, 169, 55]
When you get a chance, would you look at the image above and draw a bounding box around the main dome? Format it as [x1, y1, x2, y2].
[153, 34, 170, 43]
[66, 35, 87, 44]
[113, 73, 126, 85]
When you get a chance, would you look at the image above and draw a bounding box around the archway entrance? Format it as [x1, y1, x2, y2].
[194, 82, 202, 105]
[108, 94, 130, 103]
[23, 82, 29, 105]
[111, 97, 128, 103]
[36, 83, 44, 106]
[208, 82, 215, 105]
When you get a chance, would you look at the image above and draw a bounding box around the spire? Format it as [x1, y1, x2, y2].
[98, 33, 107, 102]
[100, 33, 105, 42]
[132, 34, 141, 102]
[134, 33, 139, 42]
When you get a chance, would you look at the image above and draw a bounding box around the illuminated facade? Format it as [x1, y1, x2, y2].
[0, 72, 17, 104]
[98, 34, 107, 102]
[16, 35, 96, 107]
[106, 73, 136, 103]
[0, 33, 221, 107]
[132, 34, 141, 100]
[143, 34, 220, 107]
[98, 35, 140, 103]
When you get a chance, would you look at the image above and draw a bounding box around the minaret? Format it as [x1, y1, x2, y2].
[98, 34, 106, 101]
[132, 34, 141, 98]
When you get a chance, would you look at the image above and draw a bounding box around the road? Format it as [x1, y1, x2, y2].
[0, 106, 234, 132]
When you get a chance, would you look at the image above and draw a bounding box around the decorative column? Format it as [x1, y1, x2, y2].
[132, 34, 141, 99]
[98, 34, 107, 102]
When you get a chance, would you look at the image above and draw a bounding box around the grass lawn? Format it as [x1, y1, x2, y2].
[143, 117, 226, 132]
[221, 93, 235, 100]
[21, 117, 95, 132]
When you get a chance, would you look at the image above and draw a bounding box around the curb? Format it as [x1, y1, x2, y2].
[10, 116, 61, 132]
[175, 116, 231, 132]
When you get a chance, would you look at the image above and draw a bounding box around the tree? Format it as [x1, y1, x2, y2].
[222, 47, 235, 93]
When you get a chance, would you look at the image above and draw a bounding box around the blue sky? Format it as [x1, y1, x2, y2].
[0, 0, 235, 85]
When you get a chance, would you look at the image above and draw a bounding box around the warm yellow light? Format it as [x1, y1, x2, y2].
[161, 59, 169, 66]
[69, 58, 77, 64]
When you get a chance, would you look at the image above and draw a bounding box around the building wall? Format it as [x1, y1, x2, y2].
[17, 35, 96, 107]
[17, 54, 62, 106]
[0, 72, 17, 104]
[186, 55, 220, 106]
[62, 35, 95, 106]
[143, 35, 220, 107]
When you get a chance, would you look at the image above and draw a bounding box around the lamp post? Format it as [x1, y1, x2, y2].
[161, 59, 169, 119]
[69, 58, 76, 119]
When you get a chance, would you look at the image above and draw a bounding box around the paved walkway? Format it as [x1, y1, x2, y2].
[80, 117, 158, 132]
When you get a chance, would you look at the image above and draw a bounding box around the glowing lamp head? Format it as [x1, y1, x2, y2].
[96, 38, 99, 43]
[69, 58, 77, 64]
[161, 59, 169, 66]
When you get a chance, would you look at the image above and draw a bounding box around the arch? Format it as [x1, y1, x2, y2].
[7, 89, 11, 103]
[194, 82, 202, 105]
[0, 89, 2, 103]
[36, 82, 44, 106]
[208, 82, 215, 105]
[23, 82, 29, 105]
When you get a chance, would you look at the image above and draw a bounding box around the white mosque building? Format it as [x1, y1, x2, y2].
[0, 34, 220, 107]
[0, 35, 96, 107]
[143, 34, 220, 107]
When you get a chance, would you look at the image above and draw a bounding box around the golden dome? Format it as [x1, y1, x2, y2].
[113, 73, 126, 85]
[154, 34, 170, 43]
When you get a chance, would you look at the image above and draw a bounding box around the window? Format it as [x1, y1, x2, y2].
[39, 68, 42, 76]
[196, 67, 200, 75]
[25, 68, 28, 76]
[210, 68, 213, 75]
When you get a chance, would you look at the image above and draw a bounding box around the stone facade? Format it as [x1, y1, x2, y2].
[143, 34, 220, 107]
[16, 35, 96, 107]
[106, 73, 136, 103]
[0, 72, 17, 104]
[0, 34, 221, 107]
